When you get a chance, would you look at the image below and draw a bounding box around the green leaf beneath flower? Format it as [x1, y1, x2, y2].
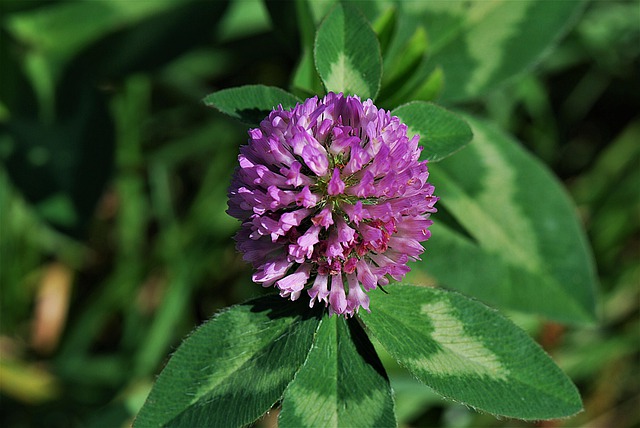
[134, 295, 321, 428]
[314, 3, 382, 100]
[203, 85, 301, 126]
[360, 284, 583, 420]
[392, 102, 473, 162]
[279, 314, 396, 428]
[411, 114, 598, 324]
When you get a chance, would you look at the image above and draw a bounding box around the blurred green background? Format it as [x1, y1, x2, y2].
[0, 1, 638, 427]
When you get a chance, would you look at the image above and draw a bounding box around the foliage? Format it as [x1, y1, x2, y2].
[1, 0, 638, 427]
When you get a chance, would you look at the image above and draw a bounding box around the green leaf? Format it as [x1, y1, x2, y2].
[381, 26, 428, 90]
[375, 12, 433, 108]
[400, 0, 586, 102]
[216, 0, 270, 42]
[203, 85, 301, 126]
[314, 3, 382, 99]
[5, 88, 114, 235]
[360, 284, 583, 420]
[134, 295, 321, 428]
[392, 102, 472, 162]
[412, 66, 444, 102]
[279, 315, 396, 428]
[411, 114, 598, 324]
[371, 5, 396, 56]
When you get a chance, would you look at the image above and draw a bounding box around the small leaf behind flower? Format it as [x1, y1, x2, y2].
[279, 314, 396, 428]
[204, 85, 301, 127]
[393, 102, 473, 162]
[134, 295, 321, 428]
[314, 3, 382, 100]
[360, 284, 583, 420]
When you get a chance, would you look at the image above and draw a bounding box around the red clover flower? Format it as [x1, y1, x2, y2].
[228, 92, 437, 316]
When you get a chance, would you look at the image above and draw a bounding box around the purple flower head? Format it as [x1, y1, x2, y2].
[228, 92, 437, 317]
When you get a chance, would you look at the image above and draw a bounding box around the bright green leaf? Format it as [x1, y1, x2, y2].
[314, 3, 382, 99]
[371, 5, 397, 56]
[375, 12, 432, 108]
[216, 0, 270, 42]
[411, 114, 598, 324]
[360, 284, 583, 420]
[381, 26, 428, 89]
[411, 66, 445, 103]
[279, 315, 395, 428]
[134, 296, 321, 428]
[378, 60, 440, 108]
[400, 0, 586, 102]
[392, 102, 472, 162]
[203, 85, 301, 126]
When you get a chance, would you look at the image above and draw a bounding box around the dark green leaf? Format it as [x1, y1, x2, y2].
[4, 0, 180, 82]
[360, 284, 583, 420]
[314, 3, 382, 99]
[134, 295, 321, 428]
[392, 102, 472, 162]
[4, 88, 114, 236]
[203, 85, 301, 126]
[279, 315, 396, 428]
